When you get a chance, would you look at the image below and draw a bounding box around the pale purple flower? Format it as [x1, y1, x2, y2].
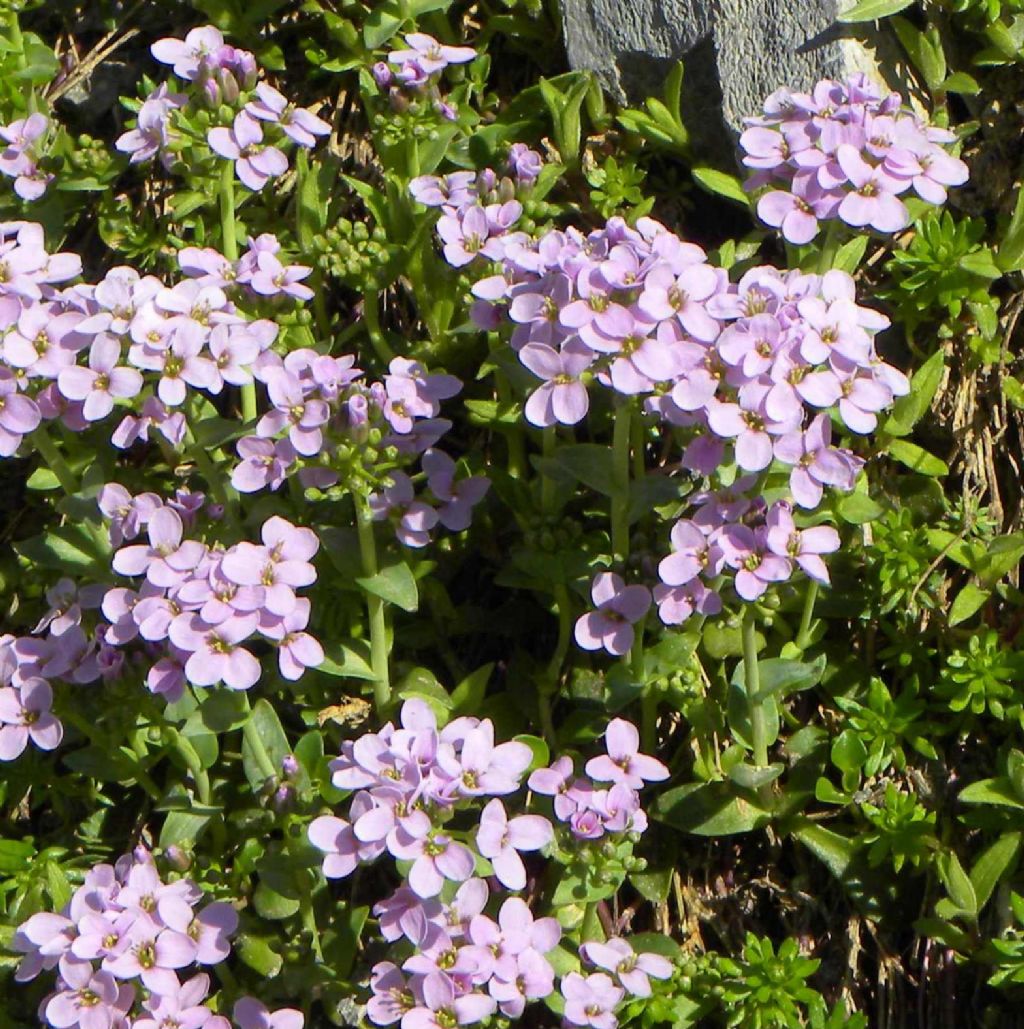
[308, 815, 361, 879]
[561, 972, 624, 1029]
[208, 112, 288, 191]
[112, 507, 206, 588]
[260, 599, 325, 680]
[245, 83, 330, 147]
[653, 581, 722, 625]
[586, 718, 668, 788]
[167, 614, 261, 690]
[388, 33, 476, 75]
[773, 414, 862, 508]
[658, 519, 724, 587]
[44, 959, 122, 1029]
[580, 938, 673, 998]
[233, 997, 304, 1029]
[519, 340, 592, 427]
[835, 145, 910, 232]
[151, 26, 225, 80]
[475, 798, 553, 890]
[574, 573, 651, 657]
[0, 678, 63, 760]
[422, 448, 490, 531]
[718, 524, 793, 601]
[231, 436, 297, 493]
[765, 502, 840, 584]
[0, 373, 40, 454]
[57, 337, 143, 421]
[389, 827, 476, 899]
[401, 971, 495, 1029]
[248, 251, 315, 300]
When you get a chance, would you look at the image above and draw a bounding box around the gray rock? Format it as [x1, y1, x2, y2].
[560, 0, 896, 162]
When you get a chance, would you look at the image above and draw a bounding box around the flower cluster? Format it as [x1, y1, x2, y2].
[233, 351, 488, 549]
[0, 112, 51, 200]
[309, 702, 671, 1029]
[441, 197, 902, 624]
[0, 220, 322, 463]
[101, 490, 324, 694]
[13, 848, 239, 1029]
[13, 848, 301, 1029]
[372, 33, 476, 121]
[117, 24, 329, 189]
[740, 74, 969, 242]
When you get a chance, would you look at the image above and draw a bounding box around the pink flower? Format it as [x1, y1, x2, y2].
[388, 33, 476, 75]
[580, 938, 673, 998]
[0, 678, 63, 761]
[475, 799, 553, 890]
[561, 972, 623, 1029]
[112, 507, 206, 588]
[168, 614, 261, 690]
[574, 573, 651, 657]
[208, 112, 288, 191]
[244, 83, 330, 147]
[400, 971, 495, 1029]
[585, 719, 669, 788]
[57, 337, 143, 421]
[233, 997, 304, 1029]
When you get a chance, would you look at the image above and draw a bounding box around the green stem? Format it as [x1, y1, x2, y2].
[242, 717, 277, 784]
[743, 606, 769, 769]
[817, 220, 841, 275]
[183, 408, 229, 509]
[540, 426, 556, 514]
[611, 401, 632, 564]
[31, 426, 77, 495]
[796, 579, 819, 651]
[356, 495, 391, 712]
[495, 365, 526, 479]
[539, 582, 572, 745]
[363, 290, 396, 364]
[219, 160, 238, 261]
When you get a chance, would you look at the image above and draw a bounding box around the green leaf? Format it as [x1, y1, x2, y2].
[356, 561, 419, 612]
[237, 934, 283, 977]
[199, 691, 251, 733]
[941, 72, 981, 95]
[318, 639, 376, 680]
[976, 534, 1024, 586]
[883, 350, 945, 437]
[159, 811, 212, 849]
[887, 439, 948, 477]
[535, 443, 616, 496]
[242, 699, 290, 791]
[629, 932, 683, 960]
[727, 761, 784, 790]
[45, 862, 72, 911]
[691, 166, 748, 206]
[791, 823, 856, 879]
[959, 777, 1024, 809]
[999, 184, 1024, 272]
[936, 851, 978, 920]
[948, 583, 989, 626]
[831, 729, 868, 774]
[833, 235, 869, 275]
[839, 0, 914, 22]
[363, 2, 403, 48]
[653, 781, 771, 835]
[253, 881, 301, 920]
[0, 839, 34, 874]
[837, 492, 886, 524]
[514, 734, 550, 772]
[891, 17, 946, 91]
[630, 867, 673, 903]
[450, 664, 492, 713]
[14, 522, 108, 575]
[970, 832, 1021, 912]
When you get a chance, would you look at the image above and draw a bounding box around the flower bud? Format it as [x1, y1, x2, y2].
[164, 845, 193, 871]
[273, 784, 295, 812]
[372, 62, 393, 88]
[282, 754, 300, 778]
[202, 77, 222, 108]
[217, 67, 240, 105]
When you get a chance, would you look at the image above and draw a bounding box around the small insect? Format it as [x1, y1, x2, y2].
[316, 696, 373, 729]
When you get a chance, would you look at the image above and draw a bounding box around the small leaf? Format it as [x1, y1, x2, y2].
[691, 166, 748, 205]
[653, 781, 771, 836]
[887, 440, 948, 477]
[0, 840, 34, 874]
[959, 777, 1024, 809]
[839, 0, 914, 22]
[237, 934, 283, 977]
[883, 349, 945, 437]
[948, 583, 989, 626]
[629, 867, 673, 903]
[837, 492, 886, 524]
[970, 832, 1021, 912]
[450, 664, 493, 713]
[535, 443, 616, 497]
[937, 851, 978, 919]
[318, 639, 376, 681]
[833, 235, 869, 275]
[831, 729, 868, 774]
[792, 823, 856, 879]
[253, 882, 301, 920]
[999, 184, 1024, 272]
[242, 699, 290, 791]
[357, 561, 419, 612]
